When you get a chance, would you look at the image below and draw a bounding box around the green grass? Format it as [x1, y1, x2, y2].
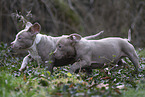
[138, 48, 145, 57]
[0, 42, 145, 97]
[122, 78, 145, 97]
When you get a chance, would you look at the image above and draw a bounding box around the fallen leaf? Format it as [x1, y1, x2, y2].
[88, 77, 93, 82]
[88, 84, 98, 89]
[55, 93, 62, 96]
[101, 76, 111, 80]
[69, 83, 74, 88]
[23, 74, 26, 82]
[115, 88, 122, 94]
[97, 83, 109, 89]
[82, 82, 88, 85]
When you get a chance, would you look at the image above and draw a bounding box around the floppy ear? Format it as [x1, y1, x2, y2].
[68, 34, 82, 42]
[29, 22, 41, 36]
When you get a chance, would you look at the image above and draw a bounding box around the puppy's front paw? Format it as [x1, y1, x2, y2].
[19, 68, 25, 72]
[19, 69, 22, 72]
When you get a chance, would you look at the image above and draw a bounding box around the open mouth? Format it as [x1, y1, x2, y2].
[11, 45, 26, 50]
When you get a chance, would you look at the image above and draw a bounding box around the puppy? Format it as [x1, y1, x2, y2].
[11, 22, 103, 73]
[54, 32, 140, 74]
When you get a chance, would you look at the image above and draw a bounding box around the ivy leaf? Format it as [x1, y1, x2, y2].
[67, 72, 72, 77]
[47, 71, 51, 76]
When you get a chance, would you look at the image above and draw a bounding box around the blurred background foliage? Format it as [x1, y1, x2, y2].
[0, 0, 145, 47]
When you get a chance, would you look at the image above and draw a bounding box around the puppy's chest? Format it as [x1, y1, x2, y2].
[36, 38, 56, 61]
[28, 36, 56, 62]
[28, 44, 42, 63]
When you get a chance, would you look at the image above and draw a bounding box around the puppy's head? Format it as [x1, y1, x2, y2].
[54, 34, 82, 59]
[11, 22, 41, 50]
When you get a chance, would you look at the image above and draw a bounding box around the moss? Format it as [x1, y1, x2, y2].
[138, 49, 145, 57]
[53, 0, 81, 30]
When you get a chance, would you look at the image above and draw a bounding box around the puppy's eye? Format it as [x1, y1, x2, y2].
[18, 37, 21, 40]
[58, 45, 61, 48]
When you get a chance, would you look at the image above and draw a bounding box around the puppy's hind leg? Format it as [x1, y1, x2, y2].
[123, 43, 141, 73]
[83, 67, 93, 76]
[85, 68, 93, 75]
[75, 68, 93, 76]
[127, 51, 141, 73]
[69, 60, 90, 74]
[110, 59, 125, 71]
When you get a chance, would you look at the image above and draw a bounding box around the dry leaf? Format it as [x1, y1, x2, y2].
[101, 76, 111, 80]
[115, 88, 121, 94]
[69, 83, 74, 88]
[23, 74, 26, 82]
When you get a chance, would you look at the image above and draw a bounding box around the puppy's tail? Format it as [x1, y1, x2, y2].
[84, 30, 104, 39]
[127, 29, 131, 42]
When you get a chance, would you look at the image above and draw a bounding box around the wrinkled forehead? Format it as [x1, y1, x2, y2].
[16, 26, 30, 37]
[57, 38, 70, 45]
[16, 29, 26, 37]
